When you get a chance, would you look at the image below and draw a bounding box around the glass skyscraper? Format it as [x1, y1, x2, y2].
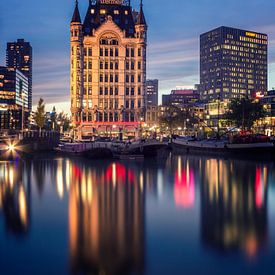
[6, 39, 33, 111]
[200, 26, 268, 102]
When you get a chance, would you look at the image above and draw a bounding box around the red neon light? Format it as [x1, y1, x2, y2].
[80, 121, 142, 126]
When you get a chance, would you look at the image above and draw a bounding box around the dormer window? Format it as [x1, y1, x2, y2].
[114, 10, 119, 15]
[125, 10, 129, 15]
[100, 9, 106, 15]
[91, 9, 95, 14]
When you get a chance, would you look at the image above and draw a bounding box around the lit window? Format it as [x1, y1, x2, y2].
[125, 10, 128, 15]
[91, 9, 95, 14]
[100, 9, 106, 14]
[114, 10, 119, 15]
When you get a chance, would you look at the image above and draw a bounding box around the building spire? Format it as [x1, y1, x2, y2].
[71, 0, 82, 23]
[137, 0, 147, 26]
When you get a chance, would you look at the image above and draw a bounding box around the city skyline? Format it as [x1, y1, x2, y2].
[1, 0, 275, 112]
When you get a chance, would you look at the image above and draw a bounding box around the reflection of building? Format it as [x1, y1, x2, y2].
[6, 39, 33, 111]
[0, 163, 30, 235]
[0, 66, 29, 131]
[70, 0, 147, 136]
[200, 159, 268, 258]
[146, 79, 158, 106]
[68, 162, 145, 274]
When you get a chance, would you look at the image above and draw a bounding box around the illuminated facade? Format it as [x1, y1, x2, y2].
[0, 67, 29, 131]
[200, 26, 268, 102]
[70, 0, 147, 136]
[6, 39, 33, 111]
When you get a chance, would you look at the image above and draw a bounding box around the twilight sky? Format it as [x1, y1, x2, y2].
[1, 0, 275, 112]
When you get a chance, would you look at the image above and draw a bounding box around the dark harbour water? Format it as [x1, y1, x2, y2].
[1, 155, 275, 275]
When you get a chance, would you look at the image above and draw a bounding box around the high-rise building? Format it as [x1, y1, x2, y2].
[70, 0, 147, 137]
[146, 79, 158, 106]
[200, 26, 268, 102]
[6, 39, 33, 111]
[0, 66, 29, 131]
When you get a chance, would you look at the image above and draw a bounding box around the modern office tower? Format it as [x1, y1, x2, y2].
[200, 26, 268, 102]
[146, 79, 158, 106]
[0, 66, 29, 131]
[6, 39, 33, 111]
[70, 0, 147, 137]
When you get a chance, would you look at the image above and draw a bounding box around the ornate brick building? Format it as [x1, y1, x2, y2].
[70, 0, 147, 137]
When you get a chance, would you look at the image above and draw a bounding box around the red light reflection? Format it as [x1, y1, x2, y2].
[105, 163, 134, 184]
[255, 168, 263, 209]
[174, 168, 195, 208]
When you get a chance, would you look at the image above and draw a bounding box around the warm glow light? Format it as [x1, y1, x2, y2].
[18, 185, 27, 227]
[57, 161, 64, 199]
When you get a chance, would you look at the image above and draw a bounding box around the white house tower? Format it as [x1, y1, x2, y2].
[70, 0, 147, 137]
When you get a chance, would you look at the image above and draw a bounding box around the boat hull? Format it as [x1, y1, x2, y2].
[172, 140, 275, 157]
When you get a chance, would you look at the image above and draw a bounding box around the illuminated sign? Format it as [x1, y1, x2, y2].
[246, 32, 257, 37]
[253, 91, 265, 99]
[100, 0, 122, 4]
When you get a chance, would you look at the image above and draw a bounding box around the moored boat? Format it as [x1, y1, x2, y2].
[172, 134, 274, 156]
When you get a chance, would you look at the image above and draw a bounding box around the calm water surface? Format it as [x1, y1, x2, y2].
[1, 155, 275, 275]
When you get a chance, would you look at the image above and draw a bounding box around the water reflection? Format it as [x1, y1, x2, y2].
[0, 156, 274, 274]
[0, 162, 30, 235]
[174, 157, 195, 208]
[67, 161, 145, 274]
[200, 158, 268, 258]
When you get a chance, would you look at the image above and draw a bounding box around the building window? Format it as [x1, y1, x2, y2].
[100, 87, 103, 95]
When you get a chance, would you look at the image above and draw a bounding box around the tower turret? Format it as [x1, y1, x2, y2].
[70, 0, 84, 127]
[135, 0, 147, 41]
[135, 0, 147, 116]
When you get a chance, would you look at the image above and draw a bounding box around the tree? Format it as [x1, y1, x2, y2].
[34, 98, 46, 132]
[159, 105, 195, 135]
[56, 112, 71, 133]
[225, 98, 266, 131]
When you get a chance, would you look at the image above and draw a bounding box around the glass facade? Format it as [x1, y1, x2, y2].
[6, 39, 33, 111]
[200, 26, 268, 102]
[0, 66, 29, 130]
